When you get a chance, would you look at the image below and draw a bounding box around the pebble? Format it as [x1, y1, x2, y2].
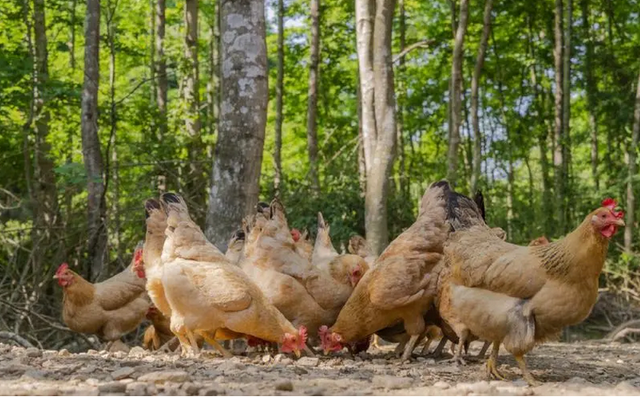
[112, 367, 136, 380]
[198, 386, 225, 396]
[294, 367, 309, 375]
[137, 370, 191, 384]
[433, 381, 450, 389]
[306, 386, 326, 396]
[25, 348, 42, 358]
[98, 382, 127, 394]
[217, 361, 245, 372]
[61, 386, 100, 396]
[371, 359, 387, 365]
[181, 382, 202, 396]
[128, 347, 147, 357]
[296, 357, 320, 367]
[372, 375, 413, 390]
[58, 349, 71, 357]
[615, 381, 640, 394]
[87, 349, 99, 355]
[125, 382, 148, 396]
[261, 354, 272, 364]
[275, 380, 294, 391]
[22, 369, 47, 380]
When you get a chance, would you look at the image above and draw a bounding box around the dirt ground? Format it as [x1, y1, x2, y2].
[0, 341, 639, 396]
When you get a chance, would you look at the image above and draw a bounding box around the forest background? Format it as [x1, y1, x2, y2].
[1, 0, 640, 349]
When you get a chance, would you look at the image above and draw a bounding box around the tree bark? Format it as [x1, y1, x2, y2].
[206, 0, 220, 140]
[81, 0, 107, 280]
[624, 71, 640, 252]
[182, 0, 206, 222]
[355, 0, 376, 176]
[446, 0, 469, 187]
[364, 0, 397, 255]
[156, 0, 167, 139]
[561, 0, 572, 229]
[581, 0, 598, 190]
[206, 0, 268, 251]
[396, 0, 407, 199]
[69, 0, 77, 70]
[274, 0, 285, 195]
[32, 0, 61, 272]
[306, 0, 321, 194]
[470, 0, 493, 194]
[553, 0, 565, 234]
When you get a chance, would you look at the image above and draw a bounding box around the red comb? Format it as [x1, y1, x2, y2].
[56, 263, 69, 275]
[134, 248, 143, 262]
[291, 229, 301, 242]
[299, 325, 308, 343]
[601, 198, 617, 210]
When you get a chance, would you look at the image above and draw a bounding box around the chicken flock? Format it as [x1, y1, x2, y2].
[54, 181, 626, 385]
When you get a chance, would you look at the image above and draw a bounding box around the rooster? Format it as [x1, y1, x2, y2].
[438, 197, 625, 384]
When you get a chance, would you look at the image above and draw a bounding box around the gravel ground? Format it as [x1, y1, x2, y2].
[0, 341, 639, 395]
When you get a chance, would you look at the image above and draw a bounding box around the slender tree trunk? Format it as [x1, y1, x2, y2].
[31, 0, 61, 272]
[553, 0, 565, 235]
[446, 0, 469, 186]
[365, 0, 397, 254]
[69, 0, 77, 70]
[206, 0, 219, 140]
[306, 0, 321, 194]
[206, 0, 268, 251]
[274, 0, 285, 195]
[150, 0, 156, 106]
[396, 0, 407, 199]
[355, 0, 376, 176]
[182, 0, 205, 222]
[81, 0, 107, 280]
[470, 0, 493, 194]
[580, 0, 598, 190]
[624, 71, 640, 252]
[561, 0, 572, 228]
[156, 0, 167, 139]
[356, 80, 366, 195]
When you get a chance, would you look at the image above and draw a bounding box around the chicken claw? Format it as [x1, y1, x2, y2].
[515, 355, 539, 386]
[400, 334, 421, 362]
[486, 343, 504, 380]
[201, 332, 233, 358]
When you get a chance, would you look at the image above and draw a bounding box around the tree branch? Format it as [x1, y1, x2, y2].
[0, 331, 35, 348]
[393, 39, 434, 63]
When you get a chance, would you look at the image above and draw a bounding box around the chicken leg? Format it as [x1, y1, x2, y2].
[486, 342, 504, 380]
[452, 330, 468, 365]
[200, 331, 233, 358]
[478, 341, 491, 358]
[515, 355, 539, 386]
[400, 334, 421, 362]
[431, 337, 448, 358]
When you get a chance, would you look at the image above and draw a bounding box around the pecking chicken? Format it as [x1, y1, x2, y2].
[320, 181, 453, 360]
[347, 235, 377, 268]
[225, 230, 246, 265]
[55, 245, 150, 346]
[159, 193, 308, 357]
[438, 197, 625, 384]
[143, 306, 178, 351]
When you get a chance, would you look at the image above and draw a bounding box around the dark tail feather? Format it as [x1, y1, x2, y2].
[145, 199, 161, 218]
[161, 192, 181, 204]
[474, 190, 486, 221]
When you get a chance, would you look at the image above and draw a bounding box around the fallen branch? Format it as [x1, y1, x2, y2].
[393, 39, 435, 63]
[605, 319, 640, 341]
[0, 331, 34, 348]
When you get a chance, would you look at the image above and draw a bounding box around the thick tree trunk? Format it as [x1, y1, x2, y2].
[306, 0, 321, 194]
[553, 0, 565, 234]
[32, 0, 61, 271]
[156, 0, 167, 138]
[355, 0, 376, 176]
[581, 0, 598, 190]
[206, 0, 268, 251]
[470, 0, 493, 194]
[274, 0, 284, 195]
[446, 0, 469, 187]
[624, 71, 640, 252]
[183, 0, 206, 222]
[365, 0, 397, 255]
[81, 0, 107, 280]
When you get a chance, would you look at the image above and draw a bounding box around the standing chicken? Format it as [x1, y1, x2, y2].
[320, 181, 453, 360]
[439, 198, 625, 384]
[159, 193, 308, 357]
[54, 246, 150, 346]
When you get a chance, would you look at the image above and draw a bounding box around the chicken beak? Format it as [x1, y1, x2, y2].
[52, 274, 59, 279]
[293, 349, 301, 358]
[613, 219, 626, 227]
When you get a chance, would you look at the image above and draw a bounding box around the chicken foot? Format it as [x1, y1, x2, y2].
[515, 355, 539, 386]
[400, 334, 421, 362]
[200, 331, 233, 358]
[451, 330, 468, 365]
[430, 337, 448, 358]
[420, 336, 434, 355]
[486, 342, 504, 380]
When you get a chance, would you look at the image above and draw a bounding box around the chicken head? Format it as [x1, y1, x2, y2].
[133, 247, 145, 278]
[291, 228, 301, 242]
[279, 325, 308, 357]
[319, 325, 343, 354]
[592, 198, 625, 238]
[53, 263, 75, 287]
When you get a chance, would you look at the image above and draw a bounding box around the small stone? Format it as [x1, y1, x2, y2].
[181, 382, 202, 396]
[217, 361, 245, 372]
[617, 359, 624, 364]
[511, 379, 529, 387]
[98, 382, 127, 394]
[199, 386, 225, 396]
[86, 378, 100, 386]
[566, 377, 588, 385]
[125, 382, 148, 396]
[112, 352, 127, 359]
[296, 357, 319, 367]
[137, 370, 191, 384]
[61, 386, 99, 396]
[293, 367, 308, 375]
[128, 347, 146, 357]
[279, 358, 293, 366]
[616, 381, 640, 394]
[307, 386, 326, 396]
[22, 369, 46, 380]
[31, 387, 60, 396]
[433, 381, 450, 389]
[25, 348, 42, 358]
[372, 375, 413, 390]
[58, 349, 71, 357]
[112, 367, 136, 380]
[87, 349, 99, 355]
[371, 359, 387, 365]
[261, 354, 271, 364]
[78, 365, 97, 374]
[275, 380, 294, 392]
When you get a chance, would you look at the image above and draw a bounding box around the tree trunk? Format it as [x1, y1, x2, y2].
[580, 0, 598, 190]
[274, 0, 285, 195]
[355, 0, 376, 176]
[553, 0, 565, 235]
[183, 0, 205, 222]
[624, 71, 640, 252]
[206, 0, 220, 140]
[306, 0, 321, 194]
[365, 0, 397, 255]
[470, 0, 493, 194]
[69, 0, 77, 70]
[206, 0, 268, 251]
[396, 0, 407, 199]
[356, 80, 366, 195]
[155, 0, 167, 139]
[32, 0, 61, 272]
[446, 0, 469, 187]
[561, 0, 572, 229]
[81, 0, 107, 280]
